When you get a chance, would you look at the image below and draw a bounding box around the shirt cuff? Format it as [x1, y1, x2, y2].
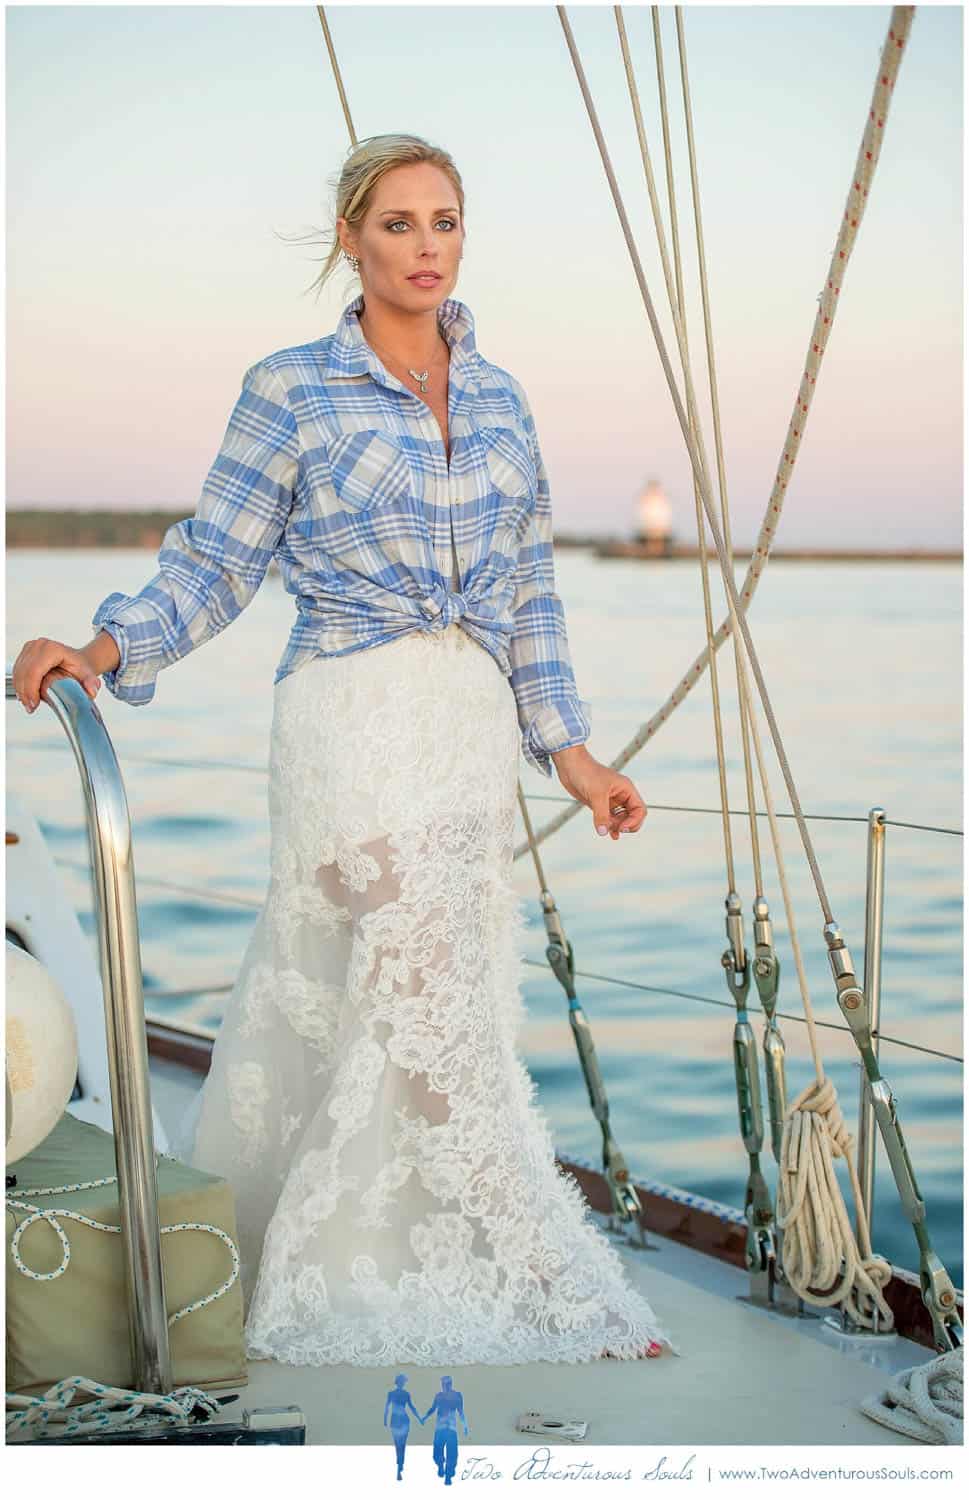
[520, 697, 592, 779]
[91, 597, 151, 704]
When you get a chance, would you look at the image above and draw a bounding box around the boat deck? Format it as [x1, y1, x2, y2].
[144, 1058, 929, 1448]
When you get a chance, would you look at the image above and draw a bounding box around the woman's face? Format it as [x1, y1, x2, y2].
[339, 161, 464, 313]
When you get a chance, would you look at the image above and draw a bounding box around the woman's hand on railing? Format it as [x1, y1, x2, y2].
[10, 635, 113, 713]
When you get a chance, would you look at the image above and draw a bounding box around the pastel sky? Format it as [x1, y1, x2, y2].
[6, 2, 964, 546]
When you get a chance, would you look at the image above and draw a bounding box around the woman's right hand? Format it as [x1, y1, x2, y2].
[11, 638, 104, 713]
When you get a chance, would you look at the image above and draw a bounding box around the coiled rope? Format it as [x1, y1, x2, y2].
[6, 1374, 223, 1439]
[860, 1348, 963, 1445]
[775, 1078, 892, 1326]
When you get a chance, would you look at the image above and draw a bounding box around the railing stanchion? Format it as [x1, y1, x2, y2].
[857, 806, 887, 1235]
[5, 669, 172, 1393]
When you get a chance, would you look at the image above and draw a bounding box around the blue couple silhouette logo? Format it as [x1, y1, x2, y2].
[383, 1373, 470, 1483]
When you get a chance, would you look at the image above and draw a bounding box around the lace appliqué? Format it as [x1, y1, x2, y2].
[180, 628, 677, 1364]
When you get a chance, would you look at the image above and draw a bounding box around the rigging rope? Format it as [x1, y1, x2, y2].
[669, 4, 766, 898]
[617, 4, 743, 898]
[517, 6, 915, 859]
[315, 7, 356, 145]
[555, 2, 919, 1329]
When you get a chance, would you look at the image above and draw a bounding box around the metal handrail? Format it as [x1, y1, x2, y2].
[859, 808, 887, 1234]
[4, 671, 172, 1394]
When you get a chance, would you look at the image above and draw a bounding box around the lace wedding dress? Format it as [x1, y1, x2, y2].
[171, 621, 677, 1365]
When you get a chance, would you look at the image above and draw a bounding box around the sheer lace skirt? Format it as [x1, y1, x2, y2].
[171, 623, 677, 1365]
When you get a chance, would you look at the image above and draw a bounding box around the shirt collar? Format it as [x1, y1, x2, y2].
[323, 293, 481, 394]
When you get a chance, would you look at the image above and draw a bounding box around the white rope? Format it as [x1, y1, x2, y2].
[775, 1078, 893, 1328]
[860, 1348, 963, 1445]
[5, 1169, 240, 1320]
[5, 1166, 242, 1437]
[6, 1373, 223, 1439]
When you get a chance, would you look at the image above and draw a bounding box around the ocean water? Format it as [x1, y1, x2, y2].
[5, 548, 964, 1287]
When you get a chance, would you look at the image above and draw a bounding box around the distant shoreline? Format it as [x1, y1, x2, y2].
[573, 540, 963, 563]
[4, 512, 962, 563]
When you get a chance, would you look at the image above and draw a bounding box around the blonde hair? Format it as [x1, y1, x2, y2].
[289, 133, 465, 301]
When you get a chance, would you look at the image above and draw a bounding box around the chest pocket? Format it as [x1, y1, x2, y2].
[477, 425, 537, 507]
[326, 428, 413, 510]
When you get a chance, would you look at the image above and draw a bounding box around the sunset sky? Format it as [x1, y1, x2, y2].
[6, 2, 964, 547]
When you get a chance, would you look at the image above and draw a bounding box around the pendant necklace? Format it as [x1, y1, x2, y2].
[408, 369, 430, 393]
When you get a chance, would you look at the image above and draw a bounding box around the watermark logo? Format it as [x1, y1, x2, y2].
[383, 1373, 470, 1484]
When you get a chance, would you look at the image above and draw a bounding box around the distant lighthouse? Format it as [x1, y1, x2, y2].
[634, 478, 674, 557]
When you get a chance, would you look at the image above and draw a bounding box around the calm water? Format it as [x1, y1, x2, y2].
[6, 549, 964, 1286]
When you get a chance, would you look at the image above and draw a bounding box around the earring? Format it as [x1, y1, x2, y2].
[343, 251, 360, 272]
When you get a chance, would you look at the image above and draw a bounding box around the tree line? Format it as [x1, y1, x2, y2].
[7, 510, 189, 548]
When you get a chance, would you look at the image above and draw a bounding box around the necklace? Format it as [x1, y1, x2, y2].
[360, 321, 448, 394]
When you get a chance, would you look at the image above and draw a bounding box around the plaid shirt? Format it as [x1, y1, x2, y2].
[92, 295, 591, 777]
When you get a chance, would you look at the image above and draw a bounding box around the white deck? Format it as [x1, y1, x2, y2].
[147, 1056, 930, 1448]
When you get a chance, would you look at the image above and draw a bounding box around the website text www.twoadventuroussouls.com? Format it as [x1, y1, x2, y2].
[714, 1467, 955, 1483]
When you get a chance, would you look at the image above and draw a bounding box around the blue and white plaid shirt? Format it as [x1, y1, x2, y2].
[92, 295, 591, 777]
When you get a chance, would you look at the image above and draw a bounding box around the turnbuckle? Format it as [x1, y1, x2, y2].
[722, 894, 759, 1151]
[724, 892, 801, 1310]
[752, 896, 786, 1162]
[541, 891, 650, 1247]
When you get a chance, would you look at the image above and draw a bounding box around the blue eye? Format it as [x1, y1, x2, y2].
[385, 218, 457, 232]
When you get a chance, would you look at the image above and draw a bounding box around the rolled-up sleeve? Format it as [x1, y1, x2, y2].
[92, 360, 299, 704]
[507, 386, 591, 778]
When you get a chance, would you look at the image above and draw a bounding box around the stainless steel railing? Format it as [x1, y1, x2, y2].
[858, 807, 887, 1235]
[4, 670, 172, 1394]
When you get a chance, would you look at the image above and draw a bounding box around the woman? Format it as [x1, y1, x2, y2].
[384, 1373, 424, 1480]
[12, 134, 676, 1365]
